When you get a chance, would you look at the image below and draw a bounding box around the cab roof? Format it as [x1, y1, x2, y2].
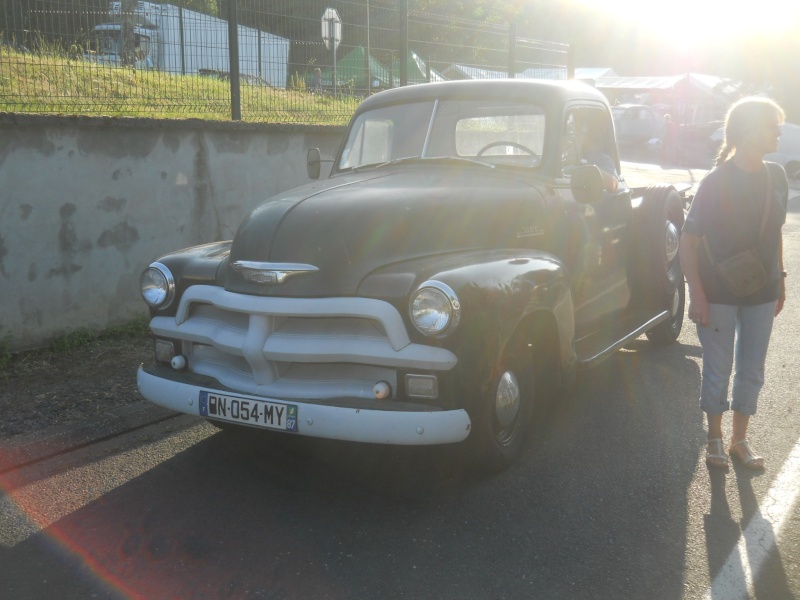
[355, 78, 610, 115]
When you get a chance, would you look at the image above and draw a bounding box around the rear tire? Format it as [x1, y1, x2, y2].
[633, 185, 686, 345]
[645, 282, 685, 344]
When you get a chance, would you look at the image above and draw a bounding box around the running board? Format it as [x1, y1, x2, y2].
[575, 310, 670, 370]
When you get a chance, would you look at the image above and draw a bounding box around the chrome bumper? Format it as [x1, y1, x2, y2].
[137, 366, 471, 445]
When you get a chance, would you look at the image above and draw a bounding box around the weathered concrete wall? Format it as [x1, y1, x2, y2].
[0, 114, 345, 350]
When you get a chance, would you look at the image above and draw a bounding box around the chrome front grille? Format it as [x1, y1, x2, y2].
[149, 285, 456, 400]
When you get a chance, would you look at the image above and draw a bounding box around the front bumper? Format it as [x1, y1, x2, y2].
[137, 365, 472, 445]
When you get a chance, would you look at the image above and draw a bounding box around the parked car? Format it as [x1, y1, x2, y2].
[612, 103, 664, 145]
[768, 122, 800, 180]
[137, 79, 688, 471]
[710, 122, 800, 180]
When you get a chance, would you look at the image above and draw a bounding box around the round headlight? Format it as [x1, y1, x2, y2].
[410, 281, 460, 336]
[141, 262, 175, 308]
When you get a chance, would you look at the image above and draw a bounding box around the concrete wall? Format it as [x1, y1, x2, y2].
[0, 114, 345, 351]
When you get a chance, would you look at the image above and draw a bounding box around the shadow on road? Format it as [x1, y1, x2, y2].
[0, 332, 709, 600]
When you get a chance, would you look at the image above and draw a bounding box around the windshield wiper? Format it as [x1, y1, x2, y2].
[422, 156, 496, 169]
[371, 155, 423, 169]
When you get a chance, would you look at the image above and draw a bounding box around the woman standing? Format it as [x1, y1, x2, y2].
[679, 97, 789, 470]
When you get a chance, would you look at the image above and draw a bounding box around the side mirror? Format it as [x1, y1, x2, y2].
[306, 148, 322, 180]
[570, 164, 605, 204]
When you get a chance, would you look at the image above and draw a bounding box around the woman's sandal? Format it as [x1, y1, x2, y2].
[729, 439, 765, 471]
[706, 438, 729, 469]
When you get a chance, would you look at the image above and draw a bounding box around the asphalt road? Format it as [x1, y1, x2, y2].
[1, 163, 799, 600]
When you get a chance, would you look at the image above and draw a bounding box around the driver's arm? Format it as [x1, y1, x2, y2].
[582, 152, 619, 192]
[599, 167, 619, 193]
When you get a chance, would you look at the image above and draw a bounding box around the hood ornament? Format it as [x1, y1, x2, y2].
[231, 261, 319, 285]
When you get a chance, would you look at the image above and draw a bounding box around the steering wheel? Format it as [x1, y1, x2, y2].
[476, 141, 538, 158]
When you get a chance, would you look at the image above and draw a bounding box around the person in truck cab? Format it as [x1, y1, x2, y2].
[576, 116, 619, 193]
[562, 109, 620, 193]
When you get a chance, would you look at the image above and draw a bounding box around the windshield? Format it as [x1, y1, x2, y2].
[95, 32, 121, 57]
[337, 99, 547, 171]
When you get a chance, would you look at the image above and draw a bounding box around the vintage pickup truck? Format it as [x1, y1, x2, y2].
[137, 79, 687, 471]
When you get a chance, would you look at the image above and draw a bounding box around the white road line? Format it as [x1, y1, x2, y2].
[704, 438, 800, 599]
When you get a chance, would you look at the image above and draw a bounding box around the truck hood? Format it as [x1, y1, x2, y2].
[225, 167, 546, 296]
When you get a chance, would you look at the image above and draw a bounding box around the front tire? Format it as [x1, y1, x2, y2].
[469, 335, 535, 472]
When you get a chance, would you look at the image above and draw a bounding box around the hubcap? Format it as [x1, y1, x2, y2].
[495, 371, 521, 429]
[665, 221, 680, 262]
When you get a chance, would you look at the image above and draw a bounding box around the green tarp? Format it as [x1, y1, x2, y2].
[315, 46, 445, 90]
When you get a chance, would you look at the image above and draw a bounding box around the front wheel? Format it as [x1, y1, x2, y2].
[469, 335, 535, 472]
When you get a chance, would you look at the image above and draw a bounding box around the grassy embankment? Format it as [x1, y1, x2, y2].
[0, 47, 359, 124]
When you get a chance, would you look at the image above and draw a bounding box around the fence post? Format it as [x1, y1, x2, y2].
[399, 0, 408, 86]
[366, 1, 371, 94]
[228, 0, 242, 121]
[178, 6, 186, 75]
[508, 22, 516, 78]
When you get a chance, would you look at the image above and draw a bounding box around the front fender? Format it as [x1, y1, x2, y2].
[145, 241, 232, 317]
[424, 252, 577, 394]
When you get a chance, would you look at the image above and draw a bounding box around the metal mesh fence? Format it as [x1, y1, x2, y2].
[1, 0, 572, 123]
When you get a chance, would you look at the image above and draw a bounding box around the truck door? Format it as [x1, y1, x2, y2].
[559, 107, 631, 330]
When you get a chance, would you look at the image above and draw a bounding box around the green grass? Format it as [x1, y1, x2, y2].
[49, 327, 98, 353]
[0, 47, 359, 124]
[104, 316, 151, 338]
[0, 316, 154, 375]
[47, 316, 152, 354]
[9, 317, 149, 358]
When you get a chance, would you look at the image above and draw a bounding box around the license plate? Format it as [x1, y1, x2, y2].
[199, 391, 298, 432]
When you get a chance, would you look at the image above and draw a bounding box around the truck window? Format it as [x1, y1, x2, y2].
[340, 120, 392, 168]
[561, 108, 615, 176]
[426, 100, 545, 163]
[338, 101, 435, 170]
[454, 113, 545, 159]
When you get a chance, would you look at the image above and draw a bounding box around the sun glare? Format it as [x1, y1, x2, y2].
[574, 0, 800, 42]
